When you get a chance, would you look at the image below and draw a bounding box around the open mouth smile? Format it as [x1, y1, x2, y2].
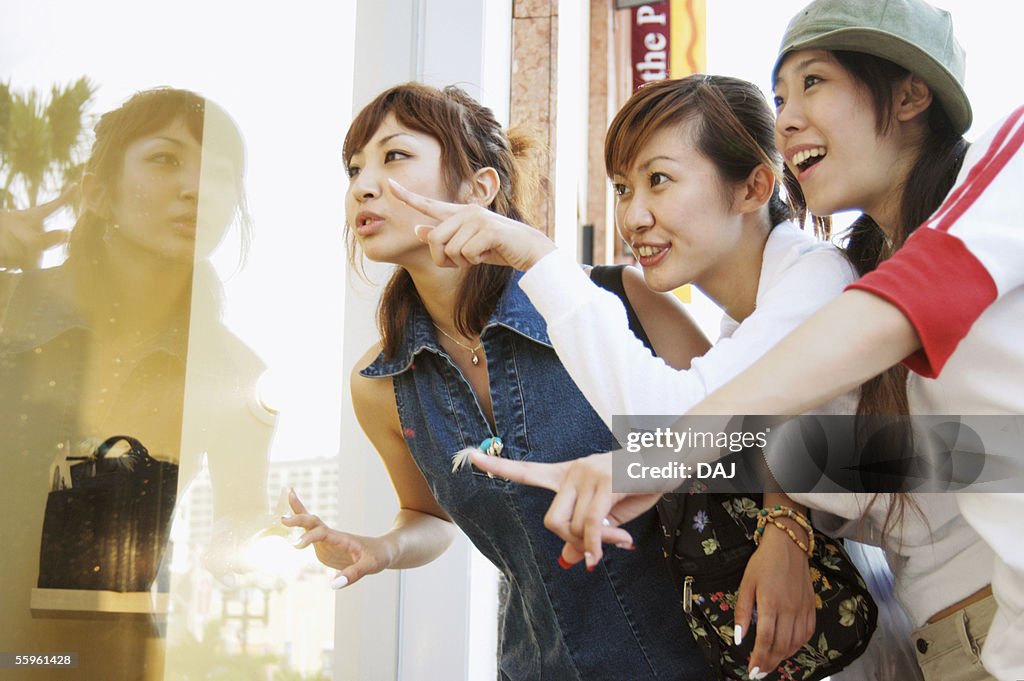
[632, 243, 670, 267]
[790, 146, 827, 174]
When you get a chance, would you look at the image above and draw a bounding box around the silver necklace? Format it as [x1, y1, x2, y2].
[433, 324, 483, 366]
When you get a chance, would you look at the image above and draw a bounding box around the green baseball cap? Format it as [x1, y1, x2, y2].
[773, 0, 971, 133]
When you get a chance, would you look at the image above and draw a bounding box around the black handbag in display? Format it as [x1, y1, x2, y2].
[38, 435, 178, 592]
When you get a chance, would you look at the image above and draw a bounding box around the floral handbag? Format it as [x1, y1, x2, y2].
[658, 492, 878, 681]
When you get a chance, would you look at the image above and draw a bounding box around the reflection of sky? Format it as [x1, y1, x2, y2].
[3, 0, 1020, 455]
[1, 0, 356, 461]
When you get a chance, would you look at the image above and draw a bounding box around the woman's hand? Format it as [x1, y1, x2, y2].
[0, 186, 75, 270]
[470, 450, 660, 569]
[281, 489, 394, 589]
[734, 521, 816, 679]
[388, 178, 556, 271]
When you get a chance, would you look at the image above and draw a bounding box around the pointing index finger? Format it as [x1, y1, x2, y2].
[388, 178, 460, 222]
[469, 451, 566, 492]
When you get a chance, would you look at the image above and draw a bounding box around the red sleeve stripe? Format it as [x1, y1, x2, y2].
[932, 107, 1023, 218]
[928, 105, 1024, 233]
[847, 228, 997, 378]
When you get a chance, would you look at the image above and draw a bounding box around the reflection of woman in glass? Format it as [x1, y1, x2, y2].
[283, 82, 711, 680]
[0, 88, 272, 681]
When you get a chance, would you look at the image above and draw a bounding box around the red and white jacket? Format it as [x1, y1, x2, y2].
[851, 105, 1024, 413]
[851, 106, 1024, 681]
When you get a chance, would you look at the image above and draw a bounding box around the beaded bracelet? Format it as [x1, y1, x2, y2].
[753, 504, 815, 557]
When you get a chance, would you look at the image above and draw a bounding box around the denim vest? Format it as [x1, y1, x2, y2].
[362, 274, 707, 681]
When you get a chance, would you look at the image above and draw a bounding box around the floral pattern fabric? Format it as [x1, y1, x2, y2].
[659, 493, 878, 681]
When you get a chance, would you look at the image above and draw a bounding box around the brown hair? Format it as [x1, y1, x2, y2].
[70, 87, 251, 266]
[786, 51, 967, 419]
[343, 83, 538, 359]
[605, 75, 795, 230]
[830, 50, 969, 271]
[842, 49, 969, 545]
[783, 51, 969, 544]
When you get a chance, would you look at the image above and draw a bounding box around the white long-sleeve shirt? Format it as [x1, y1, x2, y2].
[520, 221, 858, 426]
[519, 219, 992, 632]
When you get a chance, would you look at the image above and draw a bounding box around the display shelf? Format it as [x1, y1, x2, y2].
[30, 588, 168, 617]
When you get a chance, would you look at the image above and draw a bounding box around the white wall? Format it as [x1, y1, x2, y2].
[340, 2, 513, 679]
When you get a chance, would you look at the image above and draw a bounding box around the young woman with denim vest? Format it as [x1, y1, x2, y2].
[281, 82, 712, 680]
[463, 1, 1016, 679]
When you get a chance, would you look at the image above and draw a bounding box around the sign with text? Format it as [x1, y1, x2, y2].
[630, 0, 706, 92]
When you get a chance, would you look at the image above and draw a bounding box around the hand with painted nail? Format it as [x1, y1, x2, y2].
[734, 512, 816, 679]
[0, 184, 75, 270]
[387, 178, 557, 271]
[281, 489, 394, 589]
[469, 450, 660, 569]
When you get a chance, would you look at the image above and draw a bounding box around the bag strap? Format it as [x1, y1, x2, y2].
[589, 265, 654, 353]
[95, 435, 150, 461]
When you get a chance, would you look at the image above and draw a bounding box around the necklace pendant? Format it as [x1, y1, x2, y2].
[471, 352, 480, 366]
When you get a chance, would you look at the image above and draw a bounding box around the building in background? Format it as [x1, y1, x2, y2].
[169, 456, 341, 679]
